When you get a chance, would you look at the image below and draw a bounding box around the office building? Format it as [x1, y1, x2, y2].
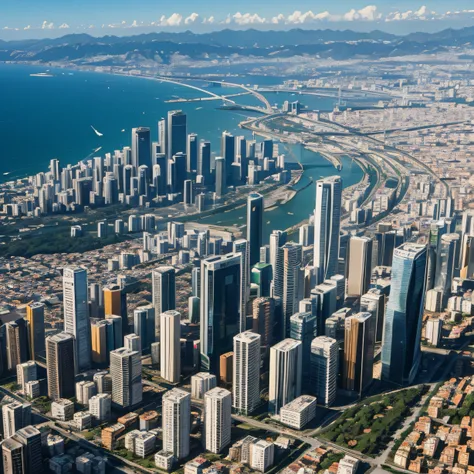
[233, 332, 261, 415]
[215, 157, 226, 197]
[247, 193, 264, 265]
[14, 426, 43, 474]
[313, 176, 342, 283]
[204, 387, 232, 453]
[16, 361, 37, 392]
[434, 233, 459, 307]
[221, 131, 235, 181]
[381, 244, 427, 386]
[346, 236, 373, 298]
[187, 133, 198, 173]
[220, 352, 233, 386]
[251, 263, 272, 298]
[91, 320, 108, 366]
[426, 318, 443, 347]
[290, 312, 317, 379]
[342, 313, 375, 395]
[131, 127, 151, 169]
[110, 347, 142, 408]
[233, 238, 250, 332]
[51, 399, 74, 421]
[46, 333, 75, 400]
[250, 440, 275, 473]
[200, 254, 241, 375]
[280, 395, 317, 430]
[25, 303, 45, 361]
[1, 437, 24, 474]
[152, 266, 176, 337]
[5, 320, 29, 371]
[160, 310, 181, 383]
[124, 333, 141, 353]
[191, 373, 216, 399]
[162, 388, 191, 460]
[76, 380, 97, 405]
[360, 288, 386, 343]
[133, 305, 155, 352]
[310, 336, 338, 406]
[103, 285, 128, 331]
[89, 393, 112, 422]
[2, 402, 31, 439]
[273, 243, 303, 337]
[252, 297, 275, 348]
[167, 111, 187, 160]
[269, 339, 302, 415]
[63, 267, 91, 371]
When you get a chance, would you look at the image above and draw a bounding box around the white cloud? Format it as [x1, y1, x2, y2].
[58, 23, 70, 29]
[271, 13, 285, 24]
[24, 25, 31, 30]
[202, 16, 215, 24]
[3, 26, 19, 31]
[232, 12, 266, 25]
[185, 13, 199, 25]
[42, 20, 54, 30]
[159, 13, 183, 26]
[386, 5, 438, 22]
[343, 5, 380, 21]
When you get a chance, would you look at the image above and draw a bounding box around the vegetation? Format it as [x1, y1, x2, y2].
[114, 448, 156, 469]
[320, 386, 424, 455]
[3, 382, 20, 391]
[32, 396, 52, 414]
[439, 393, 474, 424]
[318, 452, 345, 472]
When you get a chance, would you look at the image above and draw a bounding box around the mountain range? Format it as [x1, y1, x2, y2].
[1, 26, 474, 64]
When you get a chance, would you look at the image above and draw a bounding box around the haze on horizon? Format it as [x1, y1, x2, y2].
[2, 0, 474, 40]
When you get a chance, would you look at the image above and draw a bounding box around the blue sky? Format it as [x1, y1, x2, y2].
[2, 0, 474, 39]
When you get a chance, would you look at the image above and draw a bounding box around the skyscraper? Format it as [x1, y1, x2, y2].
[204, 388, 232, 454]
[273, 243, 303, 336]
[152, 266, 176, 337]
[310, 336, 338, 406]
[434, 233, 459, 307]
[252, 297, 275, 348]
[215, 157, 226, 198]
[25, 303, 45, 361]
[381, 243, 427, 386]
[221, 131, 235, 181]
[110, 347, 142, 408]
[103, 285, 128, 333]
[313, 176, 342, 283]
[460, 234, 474, 279]
[2, 402, 31, 439]
[198, 140, 212, 183]
[346, 236, 373, 298]
[162, 388, 190, 460]
[14, 426, 43, 474]
[160, 310, 181, 384]
[269, 339, 302, 415]
[131, 127, 152, 170]
[233, 331, 261, 415]
[186, 133, 198, 173]
[247, 193, 264, 266]
[63, 267, 91, 371]
[46, 333, 75, 400]
[167, 110, 187, 160]
[342, 312, 375, 395]
[233, 238, 250, 332]
[91, 320, 108, 366]
[200, 254, 241, 375]
[158, 118, 166, 154]
[133, 306, 155, 352]
[290, 312, 317, 380]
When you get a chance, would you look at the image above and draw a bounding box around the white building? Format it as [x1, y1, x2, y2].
[25, 380, 41, 399]
[162, 388, 191, 460]
[204, 387, 232, 453]
[233, 331, 261, 415]
[310, 336, 338, 406]
[89, 393, 112, 422]
[191, 373, 217, 399]
[110, 347, 142, 408]
[155, 451, 175, 471]
[51, 399, 75, 421]
[337, 455, 360, 474]
[2, 402, 31, 439]
[73, 411, 92, 430]
[279, 395, 317, 430]
[124, 333, 141, 354]
[250, 439, 275, 472]
[160, 310, 181, 383]
[269, 339, 302, 415]
[63, 267, 91, 371]
[76, 381, 97, 405]
[426, 318, 443, 346]
[425, 289, 443, 312]
[135, 432, 156, 458]
[16, 361, 37, 392]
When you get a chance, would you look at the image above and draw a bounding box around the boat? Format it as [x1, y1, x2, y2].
[287, 212, 294, 215]
[267, 220, 270, 224]
[3, 172, 11, 176]
[91, 125, 103, 137]
[196, 107, 203, 110]
[121, 129, 125, 132]
[30, 72, 53, 77]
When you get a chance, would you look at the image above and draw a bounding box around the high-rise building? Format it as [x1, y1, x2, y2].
[381, 243, 427, 386]
[124, 333, 141, 353]
[160, 310, 181, 383]
[198, 140, 212, 183]
[103, 285, 128, 332]
[89, 393, 112, 422]
[167, 111, 187, 160]
[221, 132, 235, 181]
[5, 320, 29, 371]
[215, 157, 226, 198]
[16, 361, 37, 392]
[2, 402, 31, 439]
[110, 347, 142, 408]
[269, 339, 302, 415]
[162, 388, 190, 460]
[252, 297, 275, 348]
[269, 230, 287, 276]
[133, 305, 155, 352]
[187, 133, 198, 173]
[251, 263, 273, 298]
[91, 320, 108, 366]
[360, 288, 386, 343]
[247, 193, 264, 266]
[313, 176, 342, 283]
[310, 336, 338, 406]
[204, 388, 232, 454]
[346, 236, 373, 298]
[14, 426, 43, 474]
[273, 243, 302, 336]
[233, 332, 261, 415]
[131, 127, 152, 170]
[158, 118, 166, 154]
[434, 233, 459, 307]
[233, 239, 250, 332]
[200, 254, 241, 375]
[460, 234, 474, 279]
[220, 352, 233, 386]
[342, 312, 375, 395]
[152, 266, 176, 337]
[1, 438, 24, 473]
[63, 267, 91, 371]
[46, 333, 75, 400]
[25, 303, 45, 361]
[191, 373, 216, 399]
[290, 312, 317, 379]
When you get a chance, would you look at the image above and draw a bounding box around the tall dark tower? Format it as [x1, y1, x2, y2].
[247, 193, 264, 266]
